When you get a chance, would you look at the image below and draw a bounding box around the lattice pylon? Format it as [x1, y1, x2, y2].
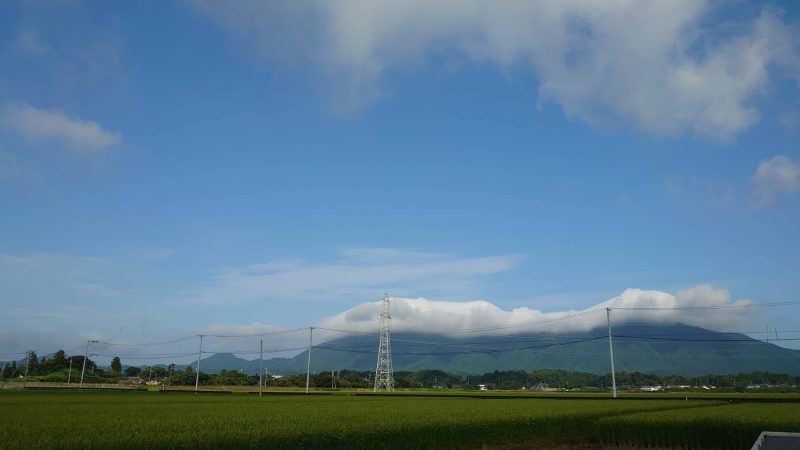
[374, 293, 394, 391]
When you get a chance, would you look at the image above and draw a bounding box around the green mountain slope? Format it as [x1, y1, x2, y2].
[192, 323, 800, 376]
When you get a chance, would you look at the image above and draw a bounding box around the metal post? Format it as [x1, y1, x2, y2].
[195, 334, 203, 393]
[80, 340, 96, 387]
[24, 351, 30, 378]
[305, 327, 313, 394]
[259, 339, 263, 397]
[607, 308, 617, 398]
[67, 358, 73, 384]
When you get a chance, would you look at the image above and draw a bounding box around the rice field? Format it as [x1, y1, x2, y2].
[597, 403, 800, 449]
[0, 391, 797, 449]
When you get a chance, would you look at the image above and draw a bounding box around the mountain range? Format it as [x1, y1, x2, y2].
[186, 323, 800, 376]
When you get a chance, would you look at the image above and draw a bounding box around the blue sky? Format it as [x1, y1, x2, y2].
[1, 1, 800, 358]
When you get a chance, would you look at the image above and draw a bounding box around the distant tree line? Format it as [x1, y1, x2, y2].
[3, 351, 799, 392]
[166, 368, 800, 392]
[0, 350, 106, 383]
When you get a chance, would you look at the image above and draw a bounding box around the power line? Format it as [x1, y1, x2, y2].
[80, 347, 786, 360]
[203, 327, 308, 338]
[605, 325, 800, 336]
[198, 346, 308, 355]
[5, 298, 800, 367]
[316, 335, 608, 356]
[615, 334, 800, 343]
[92, 352, 198, 360]
[610, 300, 800, 310]
[87, 328, 306, 349]
[94, 336, 197, 347]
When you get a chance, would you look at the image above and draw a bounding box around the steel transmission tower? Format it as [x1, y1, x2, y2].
[374, 293, 394, 391]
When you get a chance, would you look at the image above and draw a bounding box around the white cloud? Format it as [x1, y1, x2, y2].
[315, 284, 752, 339]
[0, 102, 121, 152]
[189, 1, 799, 139]
[751, 154, 800, 207]
[15, 28, 49, 56]
[186, 248, 525, 304]
[192, 285, 755, 356]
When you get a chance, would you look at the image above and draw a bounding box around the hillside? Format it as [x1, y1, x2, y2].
[188, 323, 800, 376]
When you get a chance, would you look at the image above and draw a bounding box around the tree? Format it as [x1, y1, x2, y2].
[166, 364, 176, 385]
[111, 357, 122, 375]
[172, 368, 206, 386]
[53, 350, 66, 368]
[26, 351, 39, 376]
[124, 366, 141, 377]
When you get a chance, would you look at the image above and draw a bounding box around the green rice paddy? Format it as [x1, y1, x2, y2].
[0, 390, 798, 449]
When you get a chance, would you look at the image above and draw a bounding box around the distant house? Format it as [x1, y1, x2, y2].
[640, 386, 661, 392]
[478, 384, 488, 391]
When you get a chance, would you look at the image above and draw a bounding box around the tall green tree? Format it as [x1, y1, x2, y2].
[52, 350, 66, 368]
[25, 351, 39, 376]
[111, 357, 122, 375]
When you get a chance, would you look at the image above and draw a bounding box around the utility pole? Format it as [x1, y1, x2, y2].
[80, 340, 97, 387]
[67, 358, 73, 384]
[195, 334, 203, 393]
[331, 370, 336, 389]
[305, 327, 313, 394]
[607, 308, 617, 398]
[259, 339, 263, 397]
[374, 293, 394, 391]
[24, 350, 31, 378]
[1, 361, 5, 379]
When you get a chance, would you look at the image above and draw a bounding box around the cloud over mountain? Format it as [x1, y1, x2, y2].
[199, 285, 755, 353]
[317, 285, 752, 339]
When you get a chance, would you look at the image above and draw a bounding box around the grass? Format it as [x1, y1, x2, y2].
[0, 391, 797, 449]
